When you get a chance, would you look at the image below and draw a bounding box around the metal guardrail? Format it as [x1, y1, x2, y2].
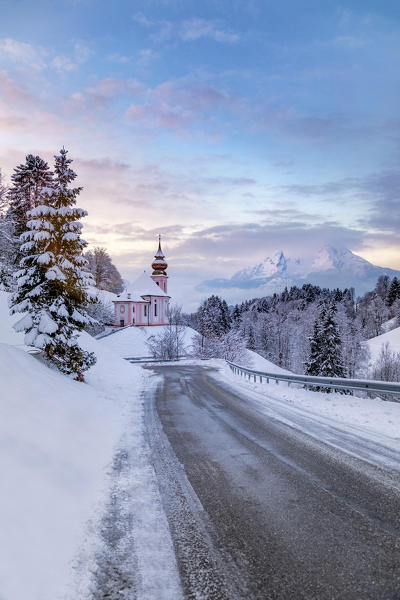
[227, 361, 400, 398]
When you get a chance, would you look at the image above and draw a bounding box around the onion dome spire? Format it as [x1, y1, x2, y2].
[152, 234, 168, 275]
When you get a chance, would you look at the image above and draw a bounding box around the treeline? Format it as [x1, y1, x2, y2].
[186, 277, 400, 383]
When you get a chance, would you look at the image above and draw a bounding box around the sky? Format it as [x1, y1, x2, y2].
[0, 0, 399, 309]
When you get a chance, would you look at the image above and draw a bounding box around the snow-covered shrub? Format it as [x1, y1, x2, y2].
[191, 330, 249, 364]
[146, 305, 186, 360]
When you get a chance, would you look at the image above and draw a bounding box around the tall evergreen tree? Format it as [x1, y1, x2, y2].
[220, 298, 232, 333]
[7, 154, 53, 238]
[196, 295, 231, 338]
[231, 304, 242, 327]
[305, 303, 346, 392]
[375, 275, 390, 300]
[386, 277, 400, 307]
[305, 304, 326, 377]
[319, 304, 346, 379]
[10, 148, 96, 380]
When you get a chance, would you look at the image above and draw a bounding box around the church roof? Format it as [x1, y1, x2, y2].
[115, 271, 169, 302]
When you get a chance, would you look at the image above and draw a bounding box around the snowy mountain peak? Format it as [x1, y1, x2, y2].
[311, 245, 350, 271]
[261, 250, 287, 277]
[198, 245, 400, 300]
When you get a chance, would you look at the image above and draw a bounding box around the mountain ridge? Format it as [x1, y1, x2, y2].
[197, 246, 400, 298]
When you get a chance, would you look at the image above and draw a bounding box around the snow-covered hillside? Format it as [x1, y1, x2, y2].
[87, 285, 117, 307]
[0, 341, 124, 600]
[0, 290, 181, 599]
[366, 326, 400, 362]
[246, 349, 292, 374]
[198, 245, 400, 300]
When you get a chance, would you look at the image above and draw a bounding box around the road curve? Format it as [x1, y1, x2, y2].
[144, 363, 400, 600]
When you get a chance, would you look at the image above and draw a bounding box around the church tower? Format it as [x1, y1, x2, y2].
[151, 235, 168, 294]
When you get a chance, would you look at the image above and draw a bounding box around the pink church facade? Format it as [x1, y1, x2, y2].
[112, 238, 170, 327]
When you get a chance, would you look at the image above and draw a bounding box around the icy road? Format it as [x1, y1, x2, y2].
[145, 363, 400, 600]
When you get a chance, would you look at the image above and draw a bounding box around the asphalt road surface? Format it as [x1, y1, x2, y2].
[144, 364, 400, 600]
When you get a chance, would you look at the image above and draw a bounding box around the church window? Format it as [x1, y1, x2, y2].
[154, 299, 157, 317]
[144, 305, 147, 317]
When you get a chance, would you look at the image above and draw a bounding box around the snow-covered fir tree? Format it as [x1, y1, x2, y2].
[318, 304, 346, 379]
[10, 148, 96, 381]
[197, 295, 231, 338]
[306, 302, 346, 392]
[6, 155, 54, 266]
[387, 277, 400, 308]
[305, 304, 326, 377]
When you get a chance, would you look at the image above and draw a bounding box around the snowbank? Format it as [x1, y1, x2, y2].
[99, 324, 198, 358]
[366, 326, 400, 362]
[0, 284, 182, 599]
[246, 349, 292, 374]
[0, 342, 125, 600]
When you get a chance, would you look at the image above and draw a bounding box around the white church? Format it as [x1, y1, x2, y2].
[113, 237, 170, 327]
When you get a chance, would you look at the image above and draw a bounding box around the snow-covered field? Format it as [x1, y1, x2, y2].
[99, 323, 198, 358]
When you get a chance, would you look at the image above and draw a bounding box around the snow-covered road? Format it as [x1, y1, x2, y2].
[145, 363, 400, 600]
